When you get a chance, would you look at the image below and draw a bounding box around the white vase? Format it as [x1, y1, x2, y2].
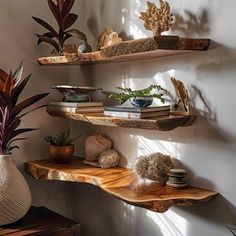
[0, 155, 31, 225]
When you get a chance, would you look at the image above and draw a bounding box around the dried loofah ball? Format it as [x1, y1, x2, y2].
[133, 152, 174, 182]
[85, 134, 112, 161]
[98, 149, 120, 168]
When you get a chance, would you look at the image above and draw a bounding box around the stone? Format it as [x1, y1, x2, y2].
[133, 152, 174, 182]
[98, 149, 120, 168]
[85, 134, 112, 161]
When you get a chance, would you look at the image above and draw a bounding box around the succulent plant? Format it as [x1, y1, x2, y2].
[110, 85, 165, 104]
[0, 62, 48, 155]
[45, 131, 80, 146]
[33, 0, 88, 54]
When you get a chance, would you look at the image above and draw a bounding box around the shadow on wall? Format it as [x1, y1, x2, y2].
[71, 183, 164, 236]
[171, 8, 210, 37]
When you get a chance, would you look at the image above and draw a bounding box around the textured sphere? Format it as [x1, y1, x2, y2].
[134, 153, 174, 182]
[98, 149, 120, 168]
[78, 42, 92, 53]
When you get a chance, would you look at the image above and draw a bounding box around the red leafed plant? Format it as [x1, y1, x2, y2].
[0, 62, 48, 155]
[33, 0, 87, 54]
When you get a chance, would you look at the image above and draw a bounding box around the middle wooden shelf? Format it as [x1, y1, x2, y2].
[47, 106, 197, 131]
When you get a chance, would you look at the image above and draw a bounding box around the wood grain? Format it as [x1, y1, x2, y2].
[37, 36, 210, 66]
[46, 106, 197, 131]
[25, 159, 217, 213]
[0, 206, 80, 235]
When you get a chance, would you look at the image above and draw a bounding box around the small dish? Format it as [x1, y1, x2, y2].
[51, 85, 102, 102]
[130, 97, 153, 107]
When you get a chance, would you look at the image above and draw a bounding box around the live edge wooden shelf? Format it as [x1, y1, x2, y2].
[37, 36, 210, 66]
[47, 106, 197, 131]
[25, 159, 217, 213]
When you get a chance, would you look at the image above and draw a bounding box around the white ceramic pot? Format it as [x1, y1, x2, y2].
[0, 155, 31, 225]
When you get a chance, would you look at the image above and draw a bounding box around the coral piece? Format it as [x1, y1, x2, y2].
[96, 27, 122, 51]
[134, 153, 174, 182]
[171, 77, 190, 113]
[85, 134, 112, 161]
[139, 0, 174, 36]
[98, 149, 120, 168]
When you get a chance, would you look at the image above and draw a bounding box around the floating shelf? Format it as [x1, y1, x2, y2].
[46, 106, 197, 131]
[38, 36, 210, 66]
[25, 159, 217, 213]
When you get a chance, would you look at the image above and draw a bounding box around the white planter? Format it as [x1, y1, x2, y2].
[0, 155, 31, 225]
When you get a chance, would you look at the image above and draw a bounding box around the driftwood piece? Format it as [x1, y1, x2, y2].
[96, 27, 122, 51]
[25, 159, 217, 213]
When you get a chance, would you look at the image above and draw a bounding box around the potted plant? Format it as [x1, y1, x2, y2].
[45, 131, 80, 163]
[0, 62, 48, 226]
[110, 85, 165, 107]
[32, 0, 91, 55]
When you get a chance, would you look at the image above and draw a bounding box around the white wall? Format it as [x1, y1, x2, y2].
[0, 1, 73, 218]
[69, 0, 236, 235]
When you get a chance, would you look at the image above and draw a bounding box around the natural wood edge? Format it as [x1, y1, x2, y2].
[46, 106, 197, 131]
[24, 159, 217, 213]
[37, 36, 210, 66]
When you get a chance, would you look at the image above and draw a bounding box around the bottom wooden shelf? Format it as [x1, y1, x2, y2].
[25, 159, 217, 213]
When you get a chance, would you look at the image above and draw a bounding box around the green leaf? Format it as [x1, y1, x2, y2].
[66, 29, 87, 42]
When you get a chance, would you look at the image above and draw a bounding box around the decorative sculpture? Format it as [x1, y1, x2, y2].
[85, 134, 112, 162]
[139, 0, 174, 36]
[133, 152, 174, 182]
[171, 77, 190, 114]
[96, 27, 122, 51]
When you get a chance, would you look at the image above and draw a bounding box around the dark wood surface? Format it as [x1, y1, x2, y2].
[47, 106, 197, 131]
[0, 206, 80, 235]
[25, 159, 217, 213]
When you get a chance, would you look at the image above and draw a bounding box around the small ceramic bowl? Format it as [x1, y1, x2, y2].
[51, 85, 102, 102]
[130, 97, 153, 107]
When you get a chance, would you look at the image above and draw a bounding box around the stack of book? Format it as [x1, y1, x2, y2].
[48, 101, 104, 115]
[104, 105, 170, 119]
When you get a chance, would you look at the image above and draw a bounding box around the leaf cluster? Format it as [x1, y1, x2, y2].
[0, 62, 48, 155]
[45, 131, 80, 146]
[32, 0, 87, 54]
[110, 85, 165, 104]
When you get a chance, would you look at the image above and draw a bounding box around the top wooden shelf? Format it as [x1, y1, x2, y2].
[37, 36, 210, 66]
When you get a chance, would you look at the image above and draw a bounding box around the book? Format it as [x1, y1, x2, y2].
[49, 101, 103, 108]
[47, 105, 104, 114]
[104, 110, 169, 119]
[104, 105, 170, 113]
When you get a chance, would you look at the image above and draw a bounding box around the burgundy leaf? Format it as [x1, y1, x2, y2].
[36, 34, 60, 53]
[12, 61, 23, 88]
[11, 74, 31, 106]
[20, 105, 46, 118]
[8, 128, 38, 142]
[57, 0, 64, 11]
[37, 32, 55, 45]
[61, 0, 75, 17]
[47, 0, 62, 26]
[0, 68, 9, 82]
[11, 93, 49, 117]
[62, 13, 78, 30]
[32, 16, 59, 38]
